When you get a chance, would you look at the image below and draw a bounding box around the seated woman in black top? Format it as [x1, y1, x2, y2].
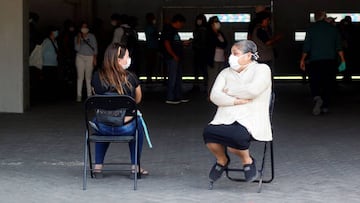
[91, 43, 148, 177]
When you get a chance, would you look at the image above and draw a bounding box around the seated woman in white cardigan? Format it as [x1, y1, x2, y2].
[203, 40, 272, 183]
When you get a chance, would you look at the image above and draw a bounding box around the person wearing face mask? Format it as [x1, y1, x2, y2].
[192, 14, 208, 92]
[41, 26, 61, 101]
[203, 40, 272, 184]
[144, 12, 159, 83]
[90, 43, 148, 178]
[74, 22, 98, 102]
[206, 16, 228, 96]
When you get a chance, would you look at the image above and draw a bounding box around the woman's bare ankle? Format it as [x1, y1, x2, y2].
[242, 157, 253, 165]
[94, 164, 103, 171]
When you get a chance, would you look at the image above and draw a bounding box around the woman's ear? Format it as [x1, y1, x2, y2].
[118, 57, 126, 66]
[247, 53, 252, 60]
[117, 57, 122, 65]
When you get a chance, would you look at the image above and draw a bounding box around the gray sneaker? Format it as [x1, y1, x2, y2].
[321, 107, 329, 114]
[312, 96, 323, 116]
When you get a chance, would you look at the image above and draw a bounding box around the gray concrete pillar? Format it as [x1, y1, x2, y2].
[0, 0, 29, 113]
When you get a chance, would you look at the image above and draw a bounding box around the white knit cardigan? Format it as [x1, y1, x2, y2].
[209, 62, 273, 141]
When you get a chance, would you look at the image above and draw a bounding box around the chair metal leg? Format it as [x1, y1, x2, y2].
[88, 141, 94, 178]
[83, 134, 89, 190]
[258, 141, 274, 192]
[133, 130, 138, 190]
[269, 141, 275, 182]
[257, 174, 263, 193]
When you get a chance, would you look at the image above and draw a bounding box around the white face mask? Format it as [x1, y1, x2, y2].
[81, 28, 89, 34]
[228, 54, 240, 70]
[214, 22, 221, 30]
[122, 57, 131, 69]
[53, 31, 59, 38]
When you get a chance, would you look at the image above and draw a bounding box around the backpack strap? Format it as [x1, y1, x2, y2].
[82, 37, 95, 52]
[48, 38, 59, 55]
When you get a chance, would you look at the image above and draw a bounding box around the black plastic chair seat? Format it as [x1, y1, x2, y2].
[89, 135, 134, 143]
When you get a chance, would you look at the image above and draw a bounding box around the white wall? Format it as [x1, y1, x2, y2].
[0, 0, 28, 113]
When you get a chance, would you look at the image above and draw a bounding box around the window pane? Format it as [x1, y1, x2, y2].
[310, 13, 360, 22]
[295, 32, 306, 41]
[205, 14, 251, 23]
[178, 32, 193, 40]
[234, 32, 248, 41]
[139, 32, 192, 41]
[138, 32, 146, 41]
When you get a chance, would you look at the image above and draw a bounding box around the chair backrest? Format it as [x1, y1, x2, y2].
[269, 92, 275, 122]
[84, 95, 137, 128]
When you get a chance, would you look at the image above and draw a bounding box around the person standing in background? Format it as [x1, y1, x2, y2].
[58, 19, 77, 91]
[161, 14, 189, 104]
[41, 26, 60, 101]
[251, 11, 282, 72]
[74, 21, 98, 102]
[192, 14, 208, 92]
[112, 14, 139, 77]
[144, 12, 159, 83]
[338, 16, 357, 82]
[29, 12, 42, 101]
[206, 16, 227, 96]
[93, 17, 107, 70]
[300, 10, 345, 115]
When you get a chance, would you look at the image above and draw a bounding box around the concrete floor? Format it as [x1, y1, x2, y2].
[1, 81, 360, 203]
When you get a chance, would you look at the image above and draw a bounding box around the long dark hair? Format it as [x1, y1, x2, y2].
[99, 43, 132, 94]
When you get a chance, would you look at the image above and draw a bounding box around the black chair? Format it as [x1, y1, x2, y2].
[226, 93, 275, 193]
[209, 93, 275, 192]
[83, 95, 140, 190]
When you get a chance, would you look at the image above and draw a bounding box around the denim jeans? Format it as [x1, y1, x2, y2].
[165, 59, 183, 100]
[94, 117, 144, 165]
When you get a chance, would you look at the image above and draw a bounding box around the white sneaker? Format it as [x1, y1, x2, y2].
[165, 100, 181, 104]
[180, 99, 190, 103]
[312, 96, 323, 116]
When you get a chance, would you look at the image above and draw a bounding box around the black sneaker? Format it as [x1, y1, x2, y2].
[243, 157, 259, 182]
[209, 159, 230, 182]
[93, 171, 103, 179]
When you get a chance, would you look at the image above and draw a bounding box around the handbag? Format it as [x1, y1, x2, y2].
[95, 109, 126, 126]
[29, 44, 43, 69]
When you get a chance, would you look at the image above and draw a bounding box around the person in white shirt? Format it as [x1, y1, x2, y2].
[203, 40, 272, 183]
